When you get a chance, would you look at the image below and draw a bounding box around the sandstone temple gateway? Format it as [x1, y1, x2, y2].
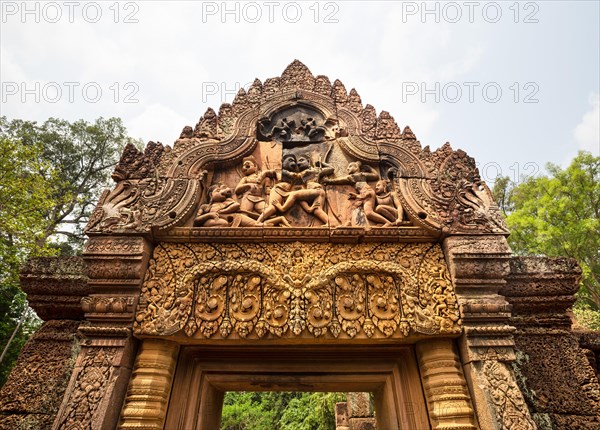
[1, 60, 599, 430]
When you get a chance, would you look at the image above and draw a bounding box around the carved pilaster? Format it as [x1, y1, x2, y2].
[443, 235, 536, 430]
[415, 339, 478, 430]
[52, 327, 135, 430]
[118, 339, 179, 430]
[52, 236, 154, 430]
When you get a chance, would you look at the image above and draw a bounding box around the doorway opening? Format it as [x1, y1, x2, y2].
[165, 345, 429, 430]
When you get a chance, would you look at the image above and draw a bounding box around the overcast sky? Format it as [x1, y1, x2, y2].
[1, 1, 598, 185]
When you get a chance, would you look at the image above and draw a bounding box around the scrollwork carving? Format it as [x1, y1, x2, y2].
[428, 145, 509, 234]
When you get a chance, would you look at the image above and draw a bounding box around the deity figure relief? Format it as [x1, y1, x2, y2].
[257, 153, 334, 226]
[323, 161, 380, 185]
[374, 179, 408, 226]
[194, 183, 290, 228]
[348, 182, 391, 226]
[259, 117, 295, 140]
[195, 156, 408, 229]
[299, 117, 326, 139]
[256, 154, 297, 224]
[234, 156, 277, 217]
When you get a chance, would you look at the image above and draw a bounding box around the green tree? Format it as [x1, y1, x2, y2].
[492, 151, 600, 311]
[280, 392, 345, 430]
[0, 116, 137, 387]
[220, 392, 345, 430]
[0, 116, 136, 252]
[0, 134, 57, 385]
[220, 392, 277, 430]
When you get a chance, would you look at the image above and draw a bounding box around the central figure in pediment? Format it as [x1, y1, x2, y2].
[193, 103, 408, 229]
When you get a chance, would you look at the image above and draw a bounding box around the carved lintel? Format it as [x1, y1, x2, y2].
[134, 242, 462, 341]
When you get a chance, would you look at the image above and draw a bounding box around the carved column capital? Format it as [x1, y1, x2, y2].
[443, 235, 515, 364]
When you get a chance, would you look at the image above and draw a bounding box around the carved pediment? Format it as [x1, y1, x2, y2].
[85, 60, 508, 239]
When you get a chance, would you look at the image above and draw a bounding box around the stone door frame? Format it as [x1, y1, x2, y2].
[117, 337, 478, 430]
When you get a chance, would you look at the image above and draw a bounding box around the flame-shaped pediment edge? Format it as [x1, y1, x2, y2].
[85, 60, 508, 237]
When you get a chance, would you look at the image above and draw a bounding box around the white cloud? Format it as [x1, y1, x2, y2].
[127, 103, 188, 145]
[574, 94, 600, 155]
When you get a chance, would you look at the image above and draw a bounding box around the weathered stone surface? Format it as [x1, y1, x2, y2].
[504, 256, 580, 329]
[0, 414, 55, 430]
[336, 402, 349, 427]
[579, 330, 600, 380]
[514, 334, 600, 419]
[347, 392, 372, 418]
[505, 256, 600, 429]
[20, 257, 89, 321]
[0, 320, 81, 430]
[348, 417, 377, 430]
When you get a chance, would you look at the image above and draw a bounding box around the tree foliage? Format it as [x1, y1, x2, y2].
[0, 116, 136, 387]
[0, 116, 135, 252]
[0, 134, 57, 385]
[220, 392, 345, 430]
[492, 151, 600, 310]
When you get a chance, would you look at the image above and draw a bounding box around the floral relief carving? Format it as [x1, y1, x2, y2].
[134, 243, 461, 340]
[479, 360, 536, 430]
[81, 296, 135, 314]
[54, 347, 116, 430]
